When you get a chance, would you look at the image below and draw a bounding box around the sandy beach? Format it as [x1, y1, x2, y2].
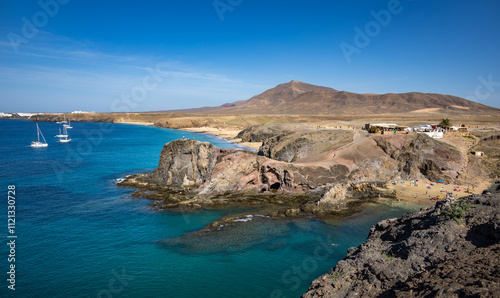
[115, 120, 261, 150]
[381, 179, 489, 207]
[114, 120, 155, 126]
[182, 126, 262, 150]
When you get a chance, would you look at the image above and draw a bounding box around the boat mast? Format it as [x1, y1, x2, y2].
[37, 124, 47, 144]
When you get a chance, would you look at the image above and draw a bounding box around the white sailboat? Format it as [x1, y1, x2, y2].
[57, 125, 72, 143]
[63, 119, 73, 129]
[31, 123, 48, 148]
[55, 127, 68, 138]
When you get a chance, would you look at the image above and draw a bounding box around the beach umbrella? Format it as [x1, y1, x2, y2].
[439, 179, 444, 183]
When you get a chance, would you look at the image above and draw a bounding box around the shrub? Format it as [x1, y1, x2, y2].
[440, 200, 470, 223]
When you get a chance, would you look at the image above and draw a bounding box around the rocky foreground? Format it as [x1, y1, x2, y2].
[303, 182, 500, 297]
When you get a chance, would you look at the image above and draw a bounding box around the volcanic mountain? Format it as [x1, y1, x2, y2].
[165, 80, 500, 116]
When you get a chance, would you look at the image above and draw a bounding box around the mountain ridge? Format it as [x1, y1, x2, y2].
[158, 80, 500, 116]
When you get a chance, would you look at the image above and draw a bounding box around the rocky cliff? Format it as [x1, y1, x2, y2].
[133, 139, 353, 194]
[119, 130, 474, 219]
[140, 139, 228, 189]
[258, 129, 355, 163]
[373, 133, 464, 183]
[236, 123, 310, 142]
[131, 132, 463, 197]
[303, 182, 500, 297]
[242, 124, 465, 182]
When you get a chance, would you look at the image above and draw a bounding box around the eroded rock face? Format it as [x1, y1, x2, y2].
[236, 123, 307, 142]
[198, 153, 352, 194]
[303, 182, 500, 298]
[137, 138, 354, 194]
[140, 139, 228, 189]
[319, 185, 348, 205]
[259, 129, 355, 162]
[373, 133, 464, 182]
[199, 150, 264, 194]
[138, 132, 467, 195]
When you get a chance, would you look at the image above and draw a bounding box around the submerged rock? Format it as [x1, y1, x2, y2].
[302, 181, 500, 297]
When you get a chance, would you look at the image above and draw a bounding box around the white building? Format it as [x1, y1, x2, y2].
[422, 131, 444, 139]
[17, 113, 37, 117]
[71, 111, 96, 114]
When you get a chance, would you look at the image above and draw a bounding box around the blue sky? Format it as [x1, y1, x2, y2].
[1, 0, 499, 112]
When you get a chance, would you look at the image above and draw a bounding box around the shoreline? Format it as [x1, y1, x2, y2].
[116, 121, 261, 151]
[114, 120, 155, 126]
[182, 126, 262, 151]
[116, 121, 492, 207]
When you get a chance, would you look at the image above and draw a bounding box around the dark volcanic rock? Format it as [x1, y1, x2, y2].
[373, 133, 463, 183]
[140, 139, 233, 189]
[120, 138, 388, 217]
[258, 129, 355, 162]
[239, 124, 356, 162]
[134, 138, 354, 195]
[236, 123, 308, 142]
[125, 131, 471, 211]
[303, 181, 500, 298]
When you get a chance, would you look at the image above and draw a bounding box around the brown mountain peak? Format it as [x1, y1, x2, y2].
[161, 81, 500, 116]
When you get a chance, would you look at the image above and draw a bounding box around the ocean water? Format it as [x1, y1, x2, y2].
[0, 119, 416, 297]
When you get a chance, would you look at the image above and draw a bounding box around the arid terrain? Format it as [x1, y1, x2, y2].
[24, 80, 500, 132]
[24, 80, 500, 206]
[16, 80, 500, 297]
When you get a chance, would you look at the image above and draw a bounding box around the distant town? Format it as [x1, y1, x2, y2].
[0, 111, 96, 118]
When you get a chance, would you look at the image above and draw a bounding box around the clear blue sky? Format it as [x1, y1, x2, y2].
[1, 0, 499, 112]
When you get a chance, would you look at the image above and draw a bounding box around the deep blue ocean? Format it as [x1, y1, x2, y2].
[0, 119, 416, 297]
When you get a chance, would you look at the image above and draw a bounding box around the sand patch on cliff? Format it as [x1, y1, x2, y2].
[410, 108, 442, 114]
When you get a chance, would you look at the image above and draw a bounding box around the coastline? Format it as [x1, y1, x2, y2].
[115, 120, 261, 150]
[182, 126, 262, 151]
[114, 120, 155, 126]
[116, 121, 493, 207]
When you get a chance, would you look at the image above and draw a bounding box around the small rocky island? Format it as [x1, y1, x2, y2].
[303, 182, 500, 297]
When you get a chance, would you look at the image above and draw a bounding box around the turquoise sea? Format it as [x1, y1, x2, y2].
[0, 119, 416, 297]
